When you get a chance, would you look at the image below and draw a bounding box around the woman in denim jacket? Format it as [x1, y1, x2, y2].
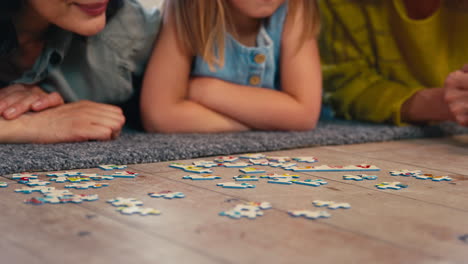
[0, 0, 160, 143]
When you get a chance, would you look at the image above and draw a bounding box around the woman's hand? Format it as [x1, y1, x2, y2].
[0, 84, 64, 120]
[445, 67, 468, 126]
[10, 101, 126, 143]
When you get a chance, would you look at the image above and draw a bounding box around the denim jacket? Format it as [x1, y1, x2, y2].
[9, 0, 161, 104]
[191, 4, 287, 90]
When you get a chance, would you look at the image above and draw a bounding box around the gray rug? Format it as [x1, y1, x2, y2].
[1, 120, 467, 175]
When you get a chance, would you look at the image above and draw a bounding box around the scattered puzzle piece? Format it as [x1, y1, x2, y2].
[65, 182, 109, 189]
[98, 164, 128, 170]
[117, 206, 161, 216]
[107, 197, 144, 207]
[259, 173, 300, 179]
[169, 163, 190, 169]
[414, 174, 452, 182]
[50, 177, 69, 183]
[288, 210, 331, 220]
[239, 167, 266, 174]
[221, 162, 251, 168]
[266, 156, 291, 163]
[268, 177, 296, 185]
[217, 182, 256, 189]
[249, 159, 270, 166]
[182, 174, 222, 180]
[0, 182, 8, 188]
[239, 153, 266, 159]
[214, 156, 239, 163]
[389, 170, 422, 177]
[292, 157, 318, 163]
[15, 186, 56, 194]
[25, 179, 50, 186]
[46, 171, 82, 177]
[148, 191, 185, 199]
[279, 162, 297, 169]
[219, 201, 272, 219]
[66, 176, 91, 183]
[375, 182, 408, 190]
[11, 173, 39, 180]
[181, 166, 213, 174]
[312, 200, 351, 209]
[288, 164, 380, 172]
[104, 171, 139, 178]
[293, 179, 328, 187]
[193, 160, 219, 168]
[87, 175, 115, 181]
[343, 174, 378, 181]
[233, 175, 259, 181]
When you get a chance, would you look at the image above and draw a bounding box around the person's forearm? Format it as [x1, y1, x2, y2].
[191, 80, 320, 131]
[142, 100, 249, 133]
[0, 116, 30, 143]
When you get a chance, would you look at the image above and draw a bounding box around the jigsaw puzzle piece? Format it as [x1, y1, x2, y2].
[65, 182, 109, 189]
[217, 182, 256, 189]
[239, 153, 266, 160]
[239, 167, 266, 174]
[0, 182, 8, 188]
[389, 170, 422, 177]
[312, 200, 351, 209]
[288, 210, 331, 220]
[107, 197, 144, 207]
[117, 206, 161, 216]
[148, 191, 185, 199]
[182, 174, 222, 180]
[233, 175, 259, 181]
[98, 164, 128, 171]
[292, 157, 318, 163]
[293, 179, 328, 187]
[375, 182, 408, 190]
[214, 156, 239, 163]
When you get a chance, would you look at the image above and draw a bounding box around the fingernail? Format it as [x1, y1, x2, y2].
[4, 108, 16, 117]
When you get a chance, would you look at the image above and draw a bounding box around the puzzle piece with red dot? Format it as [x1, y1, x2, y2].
[214, 156, 239, 163]
[11, 173, 39, 180]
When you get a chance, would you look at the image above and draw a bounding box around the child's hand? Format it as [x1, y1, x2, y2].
[0, 84, 64, 120]
[16, 101, 125, 143]
[444, 68, 468, 126]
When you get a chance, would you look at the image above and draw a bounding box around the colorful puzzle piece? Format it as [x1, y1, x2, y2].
[239, 153, 266, 159]
[107, 197, 144, 207]
[217, 182, 256, 189]
[288, 164, 380, 172]
[267, 177, 296, 185]
[389, 170, 422, 177]
[117, 206, 161, 216]
[169, 163, 190, 169]
[25, 179, 50, 186]
[343, 174, 378, 181]
[15, 186, 56, 194]
[182, 174, 222, 180]
[193, 160, 219, 168]
[11, 173, 39, 180]
[249, 159, 270, 166]
[266, 156, 291, 163]
[65, 182, 109, 189]
[292, 157, 318, 163]
[148, 191, 185, 199]
[98, 164, 128, 170]
[104, 171, 139, 178]
[239, 167, 266, 174]
[375, 182, 408, 190]
[414, 174, 452, 182]
[0, 182, 8, 188]
[66, 176, 91, 183]
[50, 177, 68, 183]
[181, 166, 213, 174]
[221, 162, 251, 168]
[219, 201, 272, 219]
[293, 179, 328, 187]
[86, 175, 115, 181]
[288, 210, 331, 220]
[214, 156, 239, 163]
[259, 173, 300, 179]
[233, 175, 259, 181]
[46, 171, 82, 177]
[312, 200, 351, 209]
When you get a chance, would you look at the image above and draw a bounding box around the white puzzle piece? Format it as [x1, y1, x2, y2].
[98, 164, 128, 171]
[312, 200, 351, 209]
[117, 206, 161, 216]
[288, 210, 331, 220]
[375, 182, 408, 190]
[217, 182, 256, 189]
[233, 175, 259, 181]
[148, 191, 185, 199]
[293, 179, 328, 187]
[182, 174, 222, 180]
[107, 197, 144, 207]
[239, 167, 267, 174]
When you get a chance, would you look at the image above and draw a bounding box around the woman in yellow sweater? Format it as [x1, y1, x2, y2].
[319, 0, 468, 126]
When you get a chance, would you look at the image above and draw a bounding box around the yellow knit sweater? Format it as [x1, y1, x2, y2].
[319, 0, 468, 124]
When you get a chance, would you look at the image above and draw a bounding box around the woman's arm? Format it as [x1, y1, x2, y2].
[140, 14, 248, 133]
[0, 101, 125, 143]
[189, 4, 322, 131]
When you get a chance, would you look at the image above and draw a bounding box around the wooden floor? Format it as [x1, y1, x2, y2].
[2, 136, 468, 264]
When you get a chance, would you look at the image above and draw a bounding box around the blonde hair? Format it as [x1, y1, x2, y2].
[164, 0, 320, 69]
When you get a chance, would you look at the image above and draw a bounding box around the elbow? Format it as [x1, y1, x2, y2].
[290, 118, 318, 131]
[141, 112, 178, 134]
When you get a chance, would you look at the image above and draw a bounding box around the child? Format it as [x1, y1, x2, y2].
[141, 0, 322, 133]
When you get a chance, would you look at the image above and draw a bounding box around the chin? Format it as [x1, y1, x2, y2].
[73, 18, 107, 36]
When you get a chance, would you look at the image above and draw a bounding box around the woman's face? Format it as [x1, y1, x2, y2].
[227, 0, 286, 19]
[26, 0, 110, 36]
